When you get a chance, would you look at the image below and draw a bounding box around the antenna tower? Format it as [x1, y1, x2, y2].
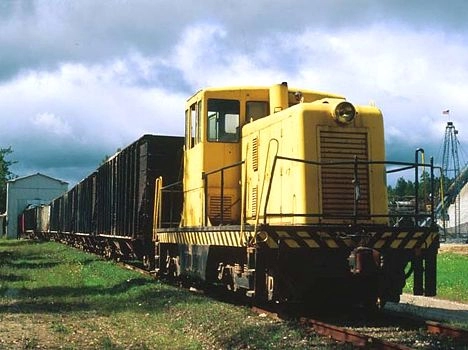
[441, 121, 461, 236]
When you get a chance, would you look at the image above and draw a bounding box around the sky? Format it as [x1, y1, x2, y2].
[1, 0, 468, 188]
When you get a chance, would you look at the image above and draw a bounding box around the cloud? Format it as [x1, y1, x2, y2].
[2, 0, 468, 186]
[32, 113, 72, 136]
[1, 59, 186, 184]
[2, 1, 468, 81]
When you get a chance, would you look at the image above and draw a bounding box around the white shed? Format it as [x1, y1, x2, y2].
[445, 181, 468, 236]
[5, 173, 68, 238]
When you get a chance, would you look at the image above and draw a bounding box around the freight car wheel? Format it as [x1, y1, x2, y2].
[142, 243, 156, 271]
[143, 255, 156, 271]
[104, 244, 116, 260]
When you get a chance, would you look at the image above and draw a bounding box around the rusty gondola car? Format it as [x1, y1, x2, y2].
[46, 134, 184, 266]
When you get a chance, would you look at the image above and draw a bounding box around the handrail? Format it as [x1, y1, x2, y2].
[261, 152, 437, 227]
[260, 139, 279, 226]
[154, 179, 183, 231]
[193, 151, 439, 228]
[153, 176, 163, 238]
[202, 160, 245, 225]
[203, 160, 245, 177]
[160, 180, 182, 191]
[353, 156, 360, 225]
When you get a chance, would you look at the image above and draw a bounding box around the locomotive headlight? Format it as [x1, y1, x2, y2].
[334, 102, 356, 124]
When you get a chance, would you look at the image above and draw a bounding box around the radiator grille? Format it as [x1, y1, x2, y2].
[209, 195, 232, 224]
[251, 186, 257, 218]
[320, 130, 370, 218]
[252, 138, 259, 172]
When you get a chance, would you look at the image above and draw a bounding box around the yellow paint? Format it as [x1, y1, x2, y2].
[324, 239, 339, 248]
[157, 231, 242, 247]
[242, 92, 388, 226]
[304, 239, 320, 248]
[405, 240, 418, 249]
[390, 239, 402, 248]
[276, 231, 291, 238]
[374, 240, 386, 249]
[297, 231, 311, 238]
[284, 239, 301, 248]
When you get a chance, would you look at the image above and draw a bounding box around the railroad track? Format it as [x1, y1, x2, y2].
[117, 259, 468, 348]
[305, 316, 467, 349]
[252, 305, 468, 349]
[300, 317, 412, 349]
[426, 321, 468, 343]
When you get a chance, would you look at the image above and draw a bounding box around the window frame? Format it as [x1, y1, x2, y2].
[206, 98, 240, 143]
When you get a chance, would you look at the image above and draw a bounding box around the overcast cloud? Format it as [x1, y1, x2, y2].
[1, 0, 468, 186]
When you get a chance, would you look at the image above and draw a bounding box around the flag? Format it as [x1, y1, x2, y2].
[442, 109, 450, 115]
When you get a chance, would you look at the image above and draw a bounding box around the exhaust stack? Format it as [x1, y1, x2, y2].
[269, 82, 289, 113]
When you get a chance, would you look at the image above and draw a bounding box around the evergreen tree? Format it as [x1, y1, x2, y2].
[387, 172, 441, 204]
[0, 147, 16, 213]
[392, 177, 415, 199]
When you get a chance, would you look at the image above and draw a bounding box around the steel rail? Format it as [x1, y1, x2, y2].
[426, 321, 468, 342]
[300, 317, 414, 350]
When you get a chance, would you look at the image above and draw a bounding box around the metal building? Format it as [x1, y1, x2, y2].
[446, 181, 468, 237]
[4, 173, 68, 238]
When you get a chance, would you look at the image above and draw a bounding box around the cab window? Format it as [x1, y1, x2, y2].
[185, 101, 201, 149]
[207, 99, 240, 142]
[246, 101, 269, 121]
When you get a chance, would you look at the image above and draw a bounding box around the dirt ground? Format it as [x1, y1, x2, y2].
[438, 243, 468, 255]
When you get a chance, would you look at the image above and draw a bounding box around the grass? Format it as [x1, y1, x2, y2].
[434, 253, 468, 303]
[404, 252, 468, 303]
[0, 239, 337, 349]
[1, 239, 466, 348]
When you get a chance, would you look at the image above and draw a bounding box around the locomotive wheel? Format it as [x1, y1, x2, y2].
[166, 256, 180, 279]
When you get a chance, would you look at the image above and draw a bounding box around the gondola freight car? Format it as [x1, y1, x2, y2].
[47, 134, 184, 267]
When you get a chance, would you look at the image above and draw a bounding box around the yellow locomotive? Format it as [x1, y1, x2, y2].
[151, 82, 436, 306]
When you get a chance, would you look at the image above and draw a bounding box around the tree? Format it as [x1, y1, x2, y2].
[387, 172, 442, 204]
[0, 147, 16, 213]
[391, 177, 415, 199]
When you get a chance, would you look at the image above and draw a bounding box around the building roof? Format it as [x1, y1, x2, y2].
[7, 172, 68, 185]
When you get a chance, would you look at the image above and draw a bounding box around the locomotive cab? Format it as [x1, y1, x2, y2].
[183, 88, 269, 227]
[182, 84, 345, 228]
